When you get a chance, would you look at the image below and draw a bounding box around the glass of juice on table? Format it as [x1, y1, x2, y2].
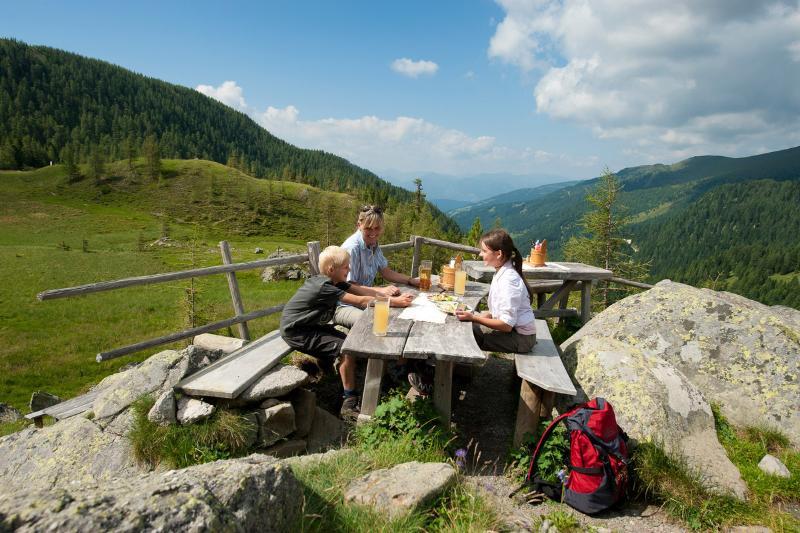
[373, 296, 390, 336]
[454, 269, 467, 296]
[419, 260, 432, 291]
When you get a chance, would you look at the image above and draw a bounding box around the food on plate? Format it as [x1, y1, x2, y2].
[428, 293, 457, 302]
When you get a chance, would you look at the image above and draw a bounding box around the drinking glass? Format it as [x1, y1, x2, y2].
[454, 269, 467, 296]
[373, 296, 390, 336]
[418, 260, 432, 291]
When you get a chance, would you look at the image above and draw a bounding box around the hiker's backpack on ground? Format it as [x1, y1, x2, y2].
[526, 397, 629, 515]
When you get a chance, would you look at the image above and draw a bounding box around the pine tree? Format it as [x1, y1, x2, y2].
[88, 145, 105, 182]
[61, 144, 80, 183]
[413, 178, 424, 215]
[563, 168, 649, 308]
[143, 134, 161, 181]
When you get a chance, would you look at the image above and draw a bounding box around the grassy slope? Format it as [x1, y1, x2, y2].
[0, 160, 359, 413]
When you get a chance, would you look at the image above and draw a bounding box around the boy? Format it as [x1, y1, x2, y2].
[280, 246, 377, 419]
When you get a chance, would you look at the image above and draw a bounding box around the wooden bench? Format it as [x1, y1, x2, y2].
[512, 319, 577, 447]
[177, 330, 292, 398]
[25, 389, 101, 428]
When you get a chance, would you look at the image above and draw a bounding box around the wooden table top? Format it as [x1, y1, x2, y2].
[341, 281, 489, 365]
[463, 260, 613, 282]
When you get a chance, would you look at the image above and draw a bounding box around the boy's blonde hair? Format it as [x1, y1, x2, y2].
[318, 246, 350, 275]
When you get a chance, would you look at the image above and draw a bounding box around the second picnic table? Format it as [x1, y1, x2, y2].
[463, 260, 612, 324]
[341, 279, 490, 424]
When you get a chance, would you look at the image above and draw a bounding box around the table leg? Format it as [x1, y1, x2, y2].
[360, 358, 386, 418]
[433, 359, 453, 426]
[513, 380, 543, 448]
[580, 281, 592, 324]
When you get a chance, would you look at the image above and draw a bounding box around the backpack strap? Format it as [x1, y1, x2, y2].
[525, 410, 574, 482]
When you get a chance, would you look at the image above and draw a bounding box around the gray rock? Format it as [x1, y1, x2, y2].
[261, 248, 309, 282]
[561, 334, 748, 499]
[92, 349, 185, 420]
[570, 280, 800, 446]
[726, 527, 773, 533]
[241, 412, 259, 448]
[344, 461, 457, 518]
[307, 407, 345, 453]
[176, 396, 215, 424]
[238, 364, 310, 402]
[0, 403, 22, 424]
[0, 416, 138, 493]
[257, 402, 295, 447]
[260, 398, 281, 409]
[289, 388, 317, 438]
[29, 391, 62, 412]
[147, 390, 177, 426]
[758, 454, 791, 478]
[264, 439, 307, 458]
[283, 448, 351, 470]
[254, 247, 264, 254]
[0, 454, 302, 532]
[192, 333, 245, 355]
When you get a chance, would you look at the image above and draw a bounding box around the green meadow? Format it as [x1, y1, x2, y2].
[0, 160, 361, 414]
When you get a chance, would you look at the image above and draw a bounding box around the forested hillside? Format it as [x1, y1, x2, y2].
[0, 38, 458, 235]
[634, 179, 800, 307]
[455, 146, 800, 309]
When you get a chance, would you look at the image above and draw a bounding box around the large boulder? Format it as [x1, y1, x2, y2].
[0, 403, 22, 424]
[0, 454, 302, 532]
[261, 248, 308, 282]
[0, 416, 138, 493]
[569, 280, 800, 446]
[91, 349, 186, 421]
[561, 334, 747, 498]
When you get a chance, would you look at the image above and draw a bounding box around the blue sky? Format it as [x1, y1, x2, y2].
[3, 1, 799, 182]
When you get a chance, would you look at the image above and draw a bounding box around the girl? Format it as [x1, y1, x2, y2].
[455, 229, 536, 353]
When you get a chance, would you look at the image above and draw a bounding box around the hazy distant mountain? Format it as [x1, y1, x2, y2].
[381, 171, 576, 204]
[448, 180, 583, 226]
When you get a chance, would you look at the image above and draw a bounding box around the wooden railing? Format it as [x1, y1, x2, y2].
[36, 234, 648, 363]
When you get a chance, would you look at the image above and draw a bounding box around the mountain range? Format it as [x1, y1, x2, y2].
[450, 145, 800, 308]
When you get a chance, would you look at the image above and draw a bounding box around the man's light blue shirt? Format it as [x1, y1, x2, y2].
[341, 230, 388, 286]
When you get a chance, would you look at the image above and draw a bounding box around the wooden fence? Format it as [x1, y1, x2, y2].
[37, 235, 651, 362]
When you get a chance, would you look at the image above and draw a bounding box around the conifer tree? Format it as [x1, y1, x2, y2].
[563, 168, 649, 308]
[61, 143, 80, 183]
[142, 134, 161, 181]
[88, 145, 105, 182]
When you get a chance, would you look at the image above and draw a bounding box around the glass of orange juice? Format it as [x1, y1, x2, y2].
[419, 260, 432, 291]
[454, 269, 467, 296]
[373, 296, 390, 336]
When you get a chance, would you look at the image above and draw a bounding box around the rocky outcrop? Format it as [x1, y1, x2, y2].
[261, 248, 308, 281]
[570, 281, 800, 444]
[0, 403, 22, 424]
[0, 416, 138, 494]
[0, 454, 302, 532]
[560, 280, 800, 498]
[344, 462, 457, 518]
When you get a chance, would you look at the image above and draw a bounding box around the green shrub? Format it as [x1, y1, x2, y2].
[354, 391, 453, 453]
[508, 418, 569, 483]
[128, 395, 255, 469]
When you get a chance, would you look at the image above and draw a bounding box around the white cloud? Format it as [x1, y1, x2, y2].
[195, 80, 589, 175]
[391, 58, 439, 78]
[195, 80, 248, 111]
[490, 0, 800, 160]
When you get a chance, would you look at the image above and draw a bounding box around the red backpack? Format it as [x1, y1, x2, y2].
[526, 397, 630, 515]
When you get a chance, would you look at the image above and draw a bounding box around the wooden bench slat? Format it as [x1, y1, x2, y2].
[177, 330, 292, 399]
[25, 389, 102, 420]
[514, 320, 577, 396]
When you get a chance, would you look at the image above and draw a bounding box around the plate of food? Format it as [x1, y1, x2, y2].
[427, 294, 471, 314]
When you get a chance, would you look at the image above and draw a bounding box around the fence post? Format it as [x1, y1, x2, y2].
[219, 241, 251, 341]
[307, 241, 321, 275]
[410, 235, 423, 277]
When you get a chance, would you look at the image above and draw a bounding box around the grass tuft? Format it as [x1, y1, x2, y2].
[128, 395, 255, 469]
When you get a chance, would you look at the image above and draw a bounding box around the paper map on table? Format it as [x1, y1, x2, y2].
[398, 294, 447, 323]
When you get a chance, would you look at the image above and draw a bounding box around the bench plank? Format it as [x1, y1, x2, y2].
[177, 330, 292, 399]
[514, 320, 577, 396]
[25, 389, 101, 421]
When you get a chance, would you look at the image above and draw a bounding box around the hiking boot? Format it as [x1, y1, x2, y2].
[408, 371, 433, 396]
[340, 395, 360, 420]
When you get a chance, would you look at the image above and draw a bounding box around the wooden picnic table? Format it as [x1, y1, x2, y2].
[341, 280, 490, 424]
[462, 260, 613, 324]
